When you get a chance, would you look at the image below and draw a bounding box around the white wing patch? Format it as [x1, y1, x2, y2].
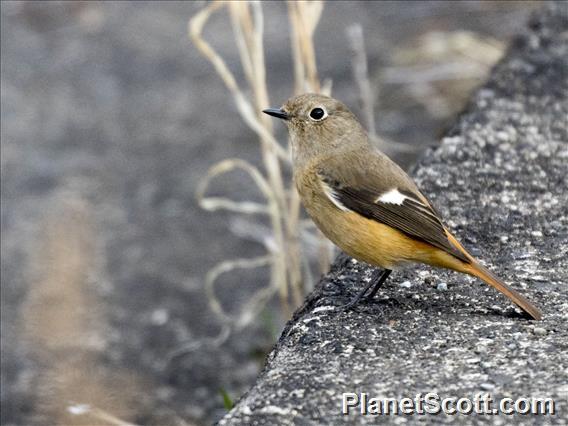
[321, 181, 350, 212]
[376, 188, 408, 205]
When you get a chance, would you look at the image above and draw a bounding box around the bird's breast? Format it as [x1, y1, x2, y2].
[295, 169, 418, 269]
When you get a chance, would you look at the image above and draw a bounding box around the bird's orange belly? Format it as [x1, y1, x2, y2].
[309, 207, 463, 271]
[311, 209, 410, 268]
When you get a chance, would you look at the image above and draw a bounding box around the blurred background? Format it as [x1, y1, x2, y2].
[1, 1, 540, 425]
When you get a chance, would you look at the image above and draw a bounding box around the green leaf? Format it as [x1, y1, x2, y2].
[220, 388, 234, 411]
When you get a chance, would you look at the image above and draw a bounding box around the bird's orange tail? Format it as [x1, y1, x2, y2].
[445, 231, 542, 320]
[465, 260, 542, 320]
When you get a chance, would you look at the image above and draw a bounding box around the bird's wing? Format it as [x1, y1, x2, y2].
[316, 153, 470, 263]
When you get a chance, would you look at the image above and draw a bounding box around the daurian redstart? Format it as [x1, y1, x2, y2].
[264, 93, 542, 320]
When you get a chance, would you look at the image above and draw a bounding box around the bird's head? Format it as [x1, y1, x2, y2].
[263, 93, 368, 165]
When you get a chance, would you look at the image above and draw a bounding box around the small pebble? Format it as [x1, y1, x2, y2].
[531, 230, 543, 237]
[474, 343, 487, 354]
[531, 275, 547, 282]
[437, 282, 448, 291]
[496, 131, 510, 142]
[480, 383, 495, 391]
[399, 281, 412, 289]
[150, 308, 169, 325]
[533, 327, 547, 336]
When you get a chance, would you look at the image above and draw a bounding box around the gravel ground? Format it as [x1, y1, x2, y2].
[221, 3, 568, 425]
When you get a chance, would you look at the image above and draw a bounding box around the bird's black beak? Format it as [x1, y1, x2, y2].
[262, 108, 290, 121]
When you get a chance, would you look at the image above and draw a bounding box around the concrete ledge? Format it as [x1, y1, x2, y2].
[221, 3, 568, 425]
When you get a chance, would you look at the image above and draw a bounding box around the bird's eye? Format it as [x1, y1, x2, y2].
[309, 107, 327, 121]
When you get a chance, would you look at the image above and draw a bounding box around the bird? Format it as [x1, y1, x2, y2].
[263, 93, 542, 320]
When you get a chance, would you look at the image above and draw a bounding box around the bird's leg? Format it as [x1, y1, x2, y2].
[365, 269, 392, 300]
[341, 268, 392, 311]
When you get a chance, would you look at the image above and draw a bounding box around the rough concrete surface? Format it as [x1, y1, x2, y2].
[221, 4, 568, 425]
[0, 1, 555, 425]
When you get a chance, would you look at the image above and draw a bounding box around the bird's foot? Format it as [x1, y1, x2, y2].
[338, 268, 392, 312]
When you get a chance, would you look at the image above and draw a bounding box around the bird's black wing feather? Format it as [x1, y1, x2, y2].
[319, 173, 469, 263]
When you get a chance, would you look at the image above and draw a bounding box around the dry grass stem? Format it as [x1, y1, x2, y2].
[67, 405, 139, 426]
[228, 217, 277, 253]
[165, 325, 231, 366]
[189, 1, 290, 316]
[287, 1, 323, 93]
[287, 0, 333, 282]
[189, 0, 329, 344]
[205, 255, 274, 325]
[189, 1, 289, 162]
[197, 159, 276, 215]
[347, 24, 377, 139]
[345, 25, 425, 156]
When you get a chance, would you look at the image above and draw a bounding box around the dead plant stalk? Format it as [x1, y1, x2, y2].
[190, 0, 327, 330]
